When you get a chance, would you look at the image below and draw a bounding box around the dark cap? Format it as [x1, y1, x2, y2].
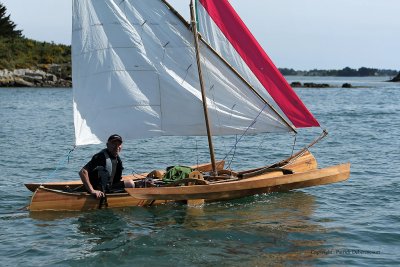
[107, 134, 123, 143]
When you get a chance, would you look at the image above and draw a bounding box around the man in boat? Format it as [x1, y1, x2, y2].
[79, 134, 133, 198]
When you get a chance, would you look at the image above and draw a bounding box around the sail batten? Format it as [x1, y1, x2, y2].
[72, 0, 294, 146]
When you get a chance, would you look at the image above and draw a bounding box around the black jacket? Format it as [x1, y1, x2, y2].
[83, 149, 124, 190]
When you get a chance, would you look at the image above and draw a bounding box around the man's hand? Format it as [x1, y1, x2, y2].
[91, 190, 105, 198]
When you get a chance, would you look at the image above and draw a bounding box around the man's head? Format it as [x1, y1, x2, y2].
[106, 134, 123, 157]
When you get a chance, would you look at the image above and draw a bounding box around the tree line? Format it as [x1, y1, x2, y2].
[0, 3, 21, 38]
[0, 3, 71, 78]
[279, 67, 398, 77]
[0, 3, 398, 80]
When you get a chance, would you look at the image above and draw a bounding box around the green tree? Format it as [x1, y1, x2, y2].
[337, 67, 358, 77]
[0, 3, 22, 38]
[358, 67, 377, 76]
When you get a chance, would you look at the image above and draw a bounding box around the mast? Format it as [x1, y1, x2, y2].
[190, 0, 217, 175]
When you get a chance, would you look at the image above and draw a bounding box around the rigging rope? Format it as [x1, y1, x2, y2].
[291, 134, 298, 157]
[226, 135, 238, 170]
[221, 104, 269, 166]
[44, 145, 76, 180]
[195, 138, 199, 168]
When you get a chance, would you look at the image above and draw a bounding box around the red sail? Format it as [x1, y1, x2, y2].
[198, 0, 319, 127]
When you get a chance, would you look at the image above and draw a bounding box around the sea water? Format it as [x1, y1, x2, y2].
[0, 77, 399, 266]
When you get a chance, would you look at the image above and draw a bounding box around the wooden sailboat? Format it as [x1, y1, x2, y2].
[26, 0, 350, 211]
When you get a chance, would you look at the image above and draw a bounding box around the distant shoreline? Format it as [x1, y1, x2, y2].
[0, 68, 398, 88]
[290, 82, 353, 88]
[279, 67, 398, 77]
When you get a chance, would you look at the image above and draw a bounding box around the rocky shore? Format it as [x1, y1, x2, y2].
[0, 68, 72, 88]
[390, 73, 400, 82]
[290, 82, 353, 88]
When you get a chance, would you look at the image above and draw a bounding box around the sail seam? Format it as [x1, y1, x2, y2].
[73, 45, 193, 57]
[74, 69, 157, 79]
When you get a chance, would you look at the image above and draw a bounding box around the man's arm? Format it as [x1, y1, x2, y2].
[79, 168, 105, 198]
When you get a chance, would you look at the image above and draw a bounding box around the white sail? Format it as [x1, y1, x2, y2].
[72, 0, 292, 146]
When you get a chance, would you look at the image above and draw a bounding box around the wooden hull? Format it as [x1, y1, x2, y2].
[125, 163, 350, 201]
[28, 154, 349, 211]
[29, 187, 172, 211]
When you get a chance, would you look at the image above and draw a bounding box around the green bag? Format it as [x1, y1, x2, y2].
[162, 166, 193, 184]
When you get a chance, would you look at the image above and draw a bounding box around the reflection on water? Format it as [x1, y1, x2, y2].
[30, 191, 331, 266]
[181, 192, 330, 265]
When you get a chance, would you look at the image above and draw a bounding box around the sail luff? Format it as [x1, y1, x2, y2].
[160, 0, 191, 30]
[190, 0, 217, 174]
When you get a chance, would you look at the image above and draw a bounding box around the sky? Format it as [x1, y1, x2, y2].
[1, 0, 399, 70]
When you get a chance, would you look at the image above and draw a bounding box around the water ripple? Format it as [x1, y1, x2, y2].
[1, 81, 400, 266]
